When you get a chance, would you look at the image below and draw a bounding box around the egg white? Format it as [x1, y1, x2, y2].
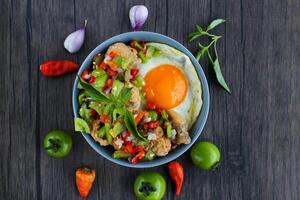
[137, 43, 202, 129]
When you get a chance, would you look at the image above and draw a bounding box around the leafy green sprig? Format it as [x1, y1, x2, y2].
[78, 77, 148, 142]
[188, 19, 231, 93]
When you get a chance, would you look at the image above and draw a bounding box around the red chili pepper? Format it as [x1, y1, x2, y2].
[105, 79, 114, 88]
[156, 108, 162, 115]
[106, 61, 118, 70]
[89, 76, 96, 84]
[40, 60, 79, 77]
[148, 121, 159, 129]
[134, 111, 146, 124]
[80, 69, 90, 80]
[75, 167, 96, 198]
[131, 150, 145, 164]
[130, 40, 143, 50]
[99, 62, 107, 70]
[168, 161, 184, 196]
[130, 68, 139, 79]
[124, 143, 134, 154]
[143, 123, 149, 129]
[147, 102, 156, 110]
[106, 68, 118, 77]
[100, 115, 110, 123]
[132, 145, 144, 154]
[122, 130, 130, 140]
[108, 51, 117, 59]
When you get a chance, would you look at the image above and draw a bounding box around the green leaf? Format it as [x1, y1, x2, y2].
[124, 110, 148, 142]
[118, 88, 132, 104]
[206, 19, 226, 31]
[78, 77, 111, 103]
[213, 58, 231, 93]
[103, 102, 115, 115]
[195, 47, 207, 61]
[196, 25, 203, 32]
[188, 32, 203, 42]
[74, 117, 90, 133]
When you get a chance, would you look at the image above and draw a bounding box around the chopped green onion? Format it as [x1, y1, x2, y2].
[97, 126, 106, 137]
[166, 122, 172, 138]
[138, 51, 148, 63]
[148, 110, 158, 121]
[78, 91, 87, 105]
[79, 103, 91, 122]
[111, 80, 124, 97]
[89, 101, 103, 115]
[143, 150, 155, 161]
[92, 69, 106, 77]
[104, 123, 113, 144]
[161, 110, 168, 120]
[112, 122, 125, 137]
[133, 75, 145, 87]
[113, 150, 132, 159]
[146, 46, 156, 58]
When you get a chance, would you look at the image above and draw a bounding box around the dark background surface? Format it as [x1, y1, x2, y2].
[1, 0, 299, 199]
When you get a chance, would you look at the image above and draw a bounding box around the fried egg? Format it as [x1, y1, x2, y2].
[137, 43, 202, 129]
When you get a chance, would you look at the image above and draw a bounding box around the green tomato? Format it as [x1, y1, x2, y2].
[134, 172, 166, 200]
[190, 141, 221, 170]
[43, 130, 73, 158]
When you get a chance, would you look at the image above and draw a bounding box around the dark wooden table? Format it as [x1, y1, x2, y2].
[1, 0, 299, 199]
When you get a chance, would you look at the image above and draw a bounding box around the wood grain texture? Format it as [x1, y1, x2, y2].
[0, 0, 299, 199]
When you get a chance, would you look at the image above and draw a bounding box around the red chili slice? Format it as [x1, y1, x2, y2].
[131, 150, 145, 164]
[99, 62, 107, 70]
[81, 69, 90, 80]
[108, 51, 117, 59]
[148, 121, 159, 129]
[105, 79, 114, 88]
[100, 115, 110, 123]
[107, 68, 118, 77]
[89, 76, 96, 84]
[143, 123, 149, 129]
[130, 68, 139, 79]
[122, 130, 130, 140]
[156, 108, 162, 115]
[133, 145, 144, 154]
[124, 143, 134, 154]
[147, 102, 156, 110]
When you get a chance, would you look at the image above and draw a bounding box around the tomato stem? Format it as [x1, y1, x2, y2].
[83, 167, 91, 173]
[139, 181, 156, 197]
[45, 138, 61, 153]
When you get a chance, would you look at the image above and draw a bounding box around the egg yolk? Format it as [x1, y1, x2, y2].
[144, 64, 188, 109]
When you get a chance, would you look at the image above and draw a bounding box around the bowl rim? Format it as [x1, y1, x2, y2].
[72, 31, 210, 168]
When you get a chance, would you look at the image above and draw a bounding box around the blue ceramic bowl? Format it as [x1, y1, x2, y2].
[72, 31, 209, 168]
